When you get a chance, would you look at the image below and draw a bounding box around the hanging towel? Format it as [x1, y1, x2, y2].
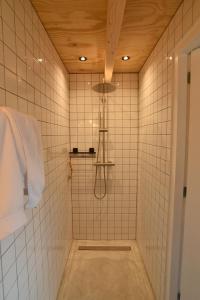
[0, 111, 27, 240]
[0, 107, 45, 240]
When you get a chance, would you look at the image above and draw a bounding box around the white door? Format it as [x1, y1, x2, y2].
[180, 48, 200, 300]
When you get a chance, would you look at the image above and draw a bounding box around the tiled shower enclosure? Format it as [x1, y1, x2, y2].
[70, 73, 138, 240]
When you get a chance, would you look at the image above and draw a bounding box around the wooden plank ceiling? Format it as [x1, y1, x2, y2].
[31, 0, 182, 73]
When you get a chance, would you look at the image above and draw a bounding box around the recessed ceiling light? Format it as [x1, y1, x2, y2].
[166, 56, 173, 61]
[37, 58, 43, 63]
[79, 56, 87, 61]
[122, 56, 130, 61]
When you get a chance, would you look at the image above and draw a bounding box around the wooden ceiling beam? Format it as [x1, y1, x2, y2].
[104, 0, 127, 83]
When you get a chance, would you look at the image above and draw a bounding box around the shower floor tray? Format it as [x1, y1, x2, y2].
[57, 240, 155, 300]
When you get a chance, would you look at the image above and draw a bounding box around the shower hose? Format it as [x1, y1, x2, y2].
[94, 133, 107, 200]
[94, 109, 107, 200]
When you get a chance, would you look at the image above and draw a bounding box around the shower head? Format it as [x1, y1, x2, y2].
[92, 82, 116, 94]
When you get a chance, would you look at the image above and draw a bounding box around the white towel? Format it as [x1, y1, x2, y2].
[0, 112, 27, 239]
[0, 107, 45, 240]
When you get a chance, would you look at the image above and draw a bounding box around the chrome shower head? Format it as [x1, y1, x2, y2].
[92, 82, 116, 94]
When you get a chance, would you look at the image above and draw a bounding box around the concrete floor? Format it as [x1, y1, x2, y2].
[57, 240, 155, 300]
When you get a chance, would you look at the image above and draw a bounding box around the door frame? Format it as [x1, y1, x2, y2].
[165, 18, 200, 300]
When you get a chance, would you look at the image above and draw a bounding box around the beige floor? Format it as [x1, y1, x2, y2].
[57, 240, 155, 300]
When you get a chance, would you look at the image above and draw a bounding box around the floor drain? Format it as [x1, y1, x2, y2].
[78, 245, 131, 251]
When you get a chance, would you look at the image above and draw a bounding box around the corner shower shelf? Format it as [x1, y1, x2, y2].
[93, 162, 115, 166]
[99, 128, 108, 132]
[70, 152, 96, 158]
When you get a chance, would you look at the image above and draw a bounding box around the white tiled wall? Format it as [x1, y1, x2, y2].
[70, 73, 138, 240]
[0, 0, 72, 299]
[138, 0, 200, 299]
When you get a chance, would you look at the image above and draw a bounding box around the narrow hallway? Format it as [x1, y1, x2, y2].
[57, 241, 154, 300]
